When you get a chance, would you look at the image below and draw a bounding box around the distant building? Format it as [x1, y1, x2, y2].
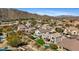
[25, 22, 31, 28]
[17, 24, 26, 31]
[17, 22, 32, 32]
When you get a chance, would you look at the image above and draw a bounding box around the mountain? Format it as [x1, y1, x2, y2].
[0, 8, 37, 20]
[55, 15, 79, 20]
[0, 8, 79, 21]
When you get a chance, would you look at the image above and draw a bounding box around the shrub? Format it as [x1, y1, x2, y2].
[36, 38, 45, 46]
[76, 24, 79, 29]
[7, 32, 24, 47]
[8, 38, 22, 47]
[0, 28, 3, 33]
[49, 44, 58, 50]
[55, 27, 64, 33]
[65, 24, 73, 27]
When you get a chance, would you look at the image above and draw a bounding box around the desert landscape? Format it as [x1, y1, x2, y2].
[0, 8, 79, 51]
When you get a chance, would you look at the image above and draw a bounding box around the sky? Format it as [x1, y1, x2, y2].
[17, 8, 79, 16]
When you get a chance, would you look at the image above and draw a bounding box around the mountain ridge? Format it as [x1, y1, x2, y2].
[0, 8, 79, 21]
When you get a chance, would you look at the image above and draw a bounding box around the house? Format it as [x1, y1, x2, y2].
[42, 31, 62, 44]
[41, 24, 52, 30]
[25, 27, 35, 34]
[17, 24, 26, 31]
[63, 27, 79, 35]
[34, 26, 62, 44]
[72, 20, 79, 26]
[42, 32, 51, 43]
[25, 22, 31, 28]
[50, 33, 62, 44]
[34, 30, 42, 37]
[17, 22, 32, 33]
[34, 29, 51, 43]
[50, 28, 56, 33]
[35, 23, 42, 29]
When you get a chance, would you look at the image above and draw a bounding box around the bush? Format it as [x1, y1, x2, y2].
[49, 44, 58, 50]
[76, 24, 79, 29]
[0, 28, 3, 33]
[8, 38, 22, 47]
[7, 32, 24, 47]
[55, 27, 64, 33]
[65, 24, 71, 27]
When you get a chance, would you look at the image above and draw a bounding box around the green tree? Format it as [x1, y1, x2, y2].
[55, 27, 64, 33]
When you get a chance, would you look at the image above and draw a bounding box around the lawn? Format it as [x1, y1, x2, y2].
[36, 38, 45, 46]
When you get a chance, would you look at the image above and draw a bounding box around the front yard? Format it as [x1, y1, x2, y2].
[36, 38, 45, 46]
